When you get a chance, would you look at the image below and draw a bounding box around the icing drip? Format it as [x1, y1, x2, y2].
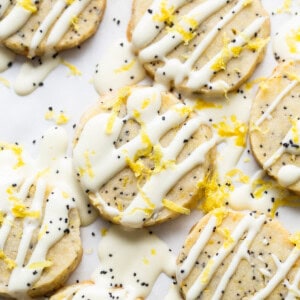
[93, 39, 146, 95]
[228, 170, 276, 213]
[278, 165, 300, 187]
[13, 55, 61, 96]
[273, 16, 300, 61]
[69, 226, 177, 299]
[73, 87, 216, 227]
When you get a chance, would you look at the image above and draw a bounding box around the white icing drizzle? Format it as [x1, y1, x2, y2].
[252, 248, 300, 299]
[132, 0, 267, 91]
[0, 126, 95, 296]
[13, 55, 61, 96]
[185, 17, 266, 91]
[132, 0, 188, 49]
[93, 39, 146, 95]
[273, 16, 300, 61]
[8, 189, 74, 294]
[69, 226, 177, 299]
[0, 0, 11, 18]
[29, 0, 67, 57]
[177, 216, 217, 282]
[73, 87, 216, 227]
[0, 2, 34, 40]
[139, 0, 229, 64]
[0, 0, 94, 95]
[263, 120, 300, 169]
[285, 267, 300, 299]
[35, 126, 97, 226]
[211, 215, 265, 300]
[254, 80, 298, 127]
[178, 212, 300, 299]
[185, 214, 265, 300]
[0, 45, 15, 72]
[46, 0, 91, 50]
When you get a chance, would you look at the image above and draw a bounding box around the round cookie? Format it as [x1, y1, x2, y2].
[0, 142, 82, 299]
[250, 61, 300, 195]
[0, 0, 106, 58]
[128, 0, 270, 96]
[177, 208, 300, 299]
[73, 86, 216, 228]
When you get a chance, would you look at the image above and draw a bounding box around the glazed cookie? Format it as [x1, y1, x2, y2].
[128, 0, 270, 96]
[0, 0, 106, 58]
[73, 86, 216, 228]
[177, 208, 300, 299]
[0, 128, 82, 298]
[250, 61, 300, 195]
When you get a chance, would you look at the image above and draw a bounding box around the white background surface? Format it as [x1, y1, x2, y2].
[1, 0, 300, 299]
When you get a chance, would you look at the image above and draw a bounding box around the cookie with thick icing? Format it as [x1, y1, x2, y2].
[177, 208, 300, 299]
[0, 0, 106, 58]
[73, 86, 216, 228]
[128, 0, 270, 96]
[0, 132, 82, 298]
[249, 61, 300, 195]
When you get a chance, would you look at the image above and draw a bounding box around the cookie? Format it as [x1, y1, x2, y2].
[177, 208, 300, 299]
[128, 0, 270, 96]
[73, 86, 216, 228]
[249, 61, 300, 195]
[0, 130, 82, 298]
[0, 0, 106, 58]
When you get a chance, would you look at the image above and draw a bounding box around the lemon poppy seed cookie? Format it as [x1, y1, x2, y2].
[177, 208, 300, 299]
[128, 0, 270, 96]
[73, 86, 216, 228]
[249, 61, 300, 195]
[0, 0, 106, 58]
[0, 128, 82, 299]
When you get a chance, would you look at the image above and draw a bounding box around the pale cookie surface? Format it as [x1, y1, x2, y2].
[250, 61, 300, 195]
[73, 86, 216, 228]
[128, 0, 270, 96]
[0, 127, 82, 299]
[0, 0, 106, 57]
[177, 208, 300, 299]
